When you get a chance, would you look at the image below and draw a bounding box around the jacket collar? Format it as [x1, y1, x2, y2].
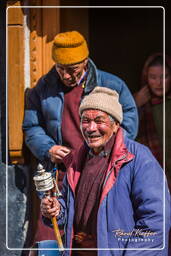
[99, 128, 134, 204]
[110, 127, 134, 167]
[84, 58, 99, 94]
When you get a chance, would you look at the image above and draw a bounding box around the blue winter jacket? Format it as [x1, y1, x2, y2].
[23, 59, 138, 161]
[44, 128, 171, 256]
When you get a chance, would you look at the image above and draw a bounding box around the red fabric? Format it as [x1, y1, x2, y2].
[33, 211, 56, 242]
[99, 128, 134, 205]
[74, 135, 115, 237]
[61, 85, 84, 155]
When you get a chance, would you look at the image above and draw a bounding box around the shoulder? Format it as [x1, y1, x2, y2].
[30, 66, 61, 96]
[120, 138, 164, 203]
[34, 65, 58, 87]
[97, 69, 128, 93]
[98, 69, 125, 83]
[98, 69, 121, 80]
[124, 137, 163, 175]
[125, 137, 159, 165]
[125, 137, 149, 154]
[43, 65, 59, 85]
[125, 137, 156, 161]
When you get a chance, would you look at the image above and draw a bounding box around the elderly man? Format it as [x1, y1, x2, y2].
[41, 87, 170, 256]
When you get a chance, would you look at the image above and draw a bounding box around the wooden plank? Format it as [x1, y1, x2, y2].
[8, 26, 24, 158]
[42, 1, 60, 74]
[7, 1, 24, 25]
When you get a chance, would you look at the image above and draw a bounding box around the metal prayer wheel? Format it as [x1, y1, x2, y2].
[33, 163, 54, 192]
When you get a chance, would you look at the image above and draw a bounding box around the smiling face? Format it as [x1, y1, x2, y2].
[56, 59, 88, 87]
[147, 65, 171, 97]
[80, 109, 120, 153]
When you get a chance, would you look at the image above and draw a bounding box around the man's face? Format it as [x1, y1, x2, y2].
[147, 65, 171, 97]
[56, 59, 88, 87]
[80, 110, 120, 153]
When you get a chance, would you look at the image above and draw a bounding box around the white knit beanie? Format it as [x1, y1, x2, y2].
[79, 87, 123, 123]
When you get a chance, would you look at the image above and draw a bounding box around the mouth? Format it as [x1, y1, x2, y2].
[86, 135, 102, 142]
[155, 88, 163, 94]
[65, 79, 75, 84]
[64, 80, 77, 87]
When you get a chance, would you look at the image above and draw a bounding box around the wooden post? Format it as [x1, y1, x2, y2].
[7, 2, 25, 164]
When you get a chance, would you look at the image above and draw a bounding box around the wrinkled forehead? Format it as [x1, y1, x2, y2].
[81, 109, 108, 119]
[56, 61, 85, 69]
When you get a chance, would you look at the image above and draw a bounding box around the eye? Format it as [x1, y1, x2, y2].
[72, 68, 79, 73]
[95, 120, 102, 124]
[95, 119, 104, 124]
[82, 118, 89, 124]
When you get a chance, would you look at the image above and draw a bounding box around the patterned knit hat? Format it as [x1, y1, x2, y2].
[79, 87, 123, 123]
[52, 31, 89, 65]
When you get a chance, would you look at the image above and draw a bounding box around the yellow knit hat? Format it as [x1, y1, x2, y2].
[52, 31, 89, 65]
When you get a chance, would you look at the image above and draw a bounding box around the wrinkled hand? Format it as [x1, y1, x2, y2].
[41, 197, 61, 219]
[49, 145, 71, 163]
[134, 86, 151, 107]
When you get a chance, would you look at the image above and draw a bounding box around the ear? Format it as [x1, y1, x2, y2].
[112, 121, 120, 134]
[83, 58, 88, 66]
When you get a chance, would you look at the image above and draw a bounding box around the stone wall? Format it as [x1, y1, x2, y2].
[0, 163, 30, 256]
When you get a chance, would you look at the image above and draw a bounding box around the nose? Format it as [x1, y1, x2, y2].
[63, 70, 71, 79]
[156, 77, 162, 86]
[86, 121, 97, 132]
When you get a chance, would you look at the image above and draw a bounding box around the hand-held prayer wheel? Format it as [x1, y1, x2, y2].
[33, 164, 64, 251]
[33, 164, 54, 192]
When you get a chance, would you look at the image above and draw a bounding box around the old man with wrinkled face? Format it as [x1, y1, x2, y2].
[80, 109, 119, 154]
[41, 87, 171, 256]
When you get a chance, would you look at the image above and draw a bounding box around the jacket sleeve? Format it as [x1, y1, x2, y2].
[123, 146, 171, 255]
[22, 83, 56, 161]
[118, 79, 139, 140]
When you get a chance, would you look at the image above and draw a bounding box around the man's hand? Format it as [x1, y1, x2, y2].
[49, 145, 71, 163]
[41, 197, 61, 219]
[134, 86, 151, 107]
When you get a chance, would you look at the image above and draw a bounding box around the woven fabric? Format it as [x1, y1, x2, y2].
[52, 31, 89, 65]
[79, 86, 123, 123]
